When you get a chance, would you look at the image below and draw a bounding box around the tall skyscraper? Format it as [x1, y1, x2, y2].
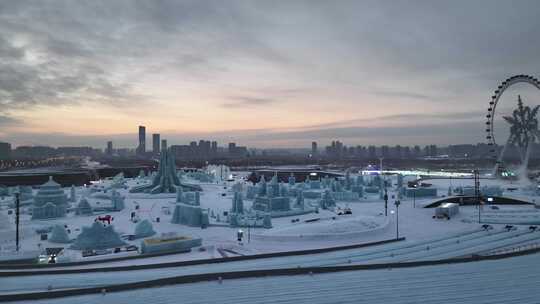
[106, 141, 113, 156]
[311, 141, 318, 155]
[137, 125, 146, 155]
[152, 133, 160, 156]
[161, 139, 168, 151]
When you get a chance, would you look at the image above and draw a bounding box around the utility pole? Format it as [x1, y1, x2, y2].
[15, 192, 20, 252]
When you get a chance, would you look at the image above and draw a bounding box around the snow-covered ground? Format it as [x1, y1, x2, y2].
[2, 173, 540, 266]
[18, 252, 540, 304]
[2, 171, 540, 298]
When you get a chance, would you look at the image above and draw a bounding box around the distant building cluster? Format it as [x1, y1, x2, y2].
[2, 145, 101, 160]
[323, 140, 439, 159]
[316, 140, 531, 160]
[108, 125, 248, 161]
[0, 125, 533, 163]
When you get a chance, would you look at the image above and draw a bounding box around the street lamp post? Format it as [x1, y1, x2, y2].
[384, 188, 388, 216]
[395, 200, 401, 239]
[478, 199, 482, 223]
[15, 192, 20, 252]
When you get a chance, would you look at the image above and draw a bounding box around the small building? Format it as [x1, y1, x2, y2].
[435, 203, 459, 219]
[140, 235, 202, 254]
[404, 187, 438, 198]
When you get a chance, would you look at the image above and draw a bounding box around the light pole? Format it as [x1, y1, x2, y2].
[15, 192, 20, 252]
[384, 188, 388, 216]
[395, 200, 401, 239]
[412, 184, 417, 208]
[478, 198, 482, 223]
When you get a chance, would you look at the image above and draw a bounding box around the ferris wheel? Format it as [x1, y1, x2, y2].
[486, 74, 540, 177]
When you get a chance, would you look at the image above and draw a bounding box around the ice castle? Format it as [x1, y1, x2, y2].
[250, 173, 316, 218]
[32, 176, 68, 220]
[252, 174, 292, 213]
[171, 191, 209, 228]
[130, 148, 202, 194]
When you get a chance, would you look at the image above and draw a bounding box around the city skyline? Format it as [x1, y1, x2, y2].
[1, 1, 540, 148]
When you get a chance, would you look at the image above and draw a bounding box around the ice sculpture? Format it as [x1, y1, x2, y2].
[288, 173, 296, 186]
[134, 219, 156, 239]
[231, 191, 244, 214]
[205, 164, 231, 182]
[295, 190, 305, 209]
[187, 171, 215, 183]
[49, 224, 71, 243]
[263, 213, 272, 228]
[176, 186, 183, 203]
[130, 148, 202, 194]
[32, 176, 68, 219]
[76, 198, 93, 215]
[320, 190, 336, 209]
[71, 222, 126, 250]
[0, 185, 7, 197]
[356, 174, 364, 186]
[69, 185, 76, 202]
[171, 191, 209, 228]
[258, 175, 267, 196]
[345, 170, 352, 190]
[397, 174, 404, 189]
[111, 189, 125, 211]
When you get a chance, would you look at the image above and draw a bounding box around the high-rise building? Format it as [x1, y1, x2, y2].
[161, 139, 168, 151]
[368, 146, 377, 159]
[311, 141, 318, 155]
[137, 125, 146, 155]
[0, 142, 11, 160]
[228, 142, 236, 155]
[211, 141, 218, 156]
[106, 141, 113, 156]
[152, 133, 160, 156]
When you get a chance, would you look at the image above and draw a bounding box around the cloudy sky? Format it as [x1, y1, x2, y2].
[1, 0, 540, 149]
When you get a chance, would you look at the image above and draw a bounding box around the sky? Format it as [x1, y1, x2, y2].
[1, 0, 540, 149]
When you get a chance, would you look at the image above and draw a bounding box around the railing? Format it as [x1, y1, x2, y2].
[485, 242, 540, 256]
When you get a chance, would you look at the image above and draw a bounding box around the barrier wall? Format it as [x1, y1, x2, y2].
[0, 238, 405, 274]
